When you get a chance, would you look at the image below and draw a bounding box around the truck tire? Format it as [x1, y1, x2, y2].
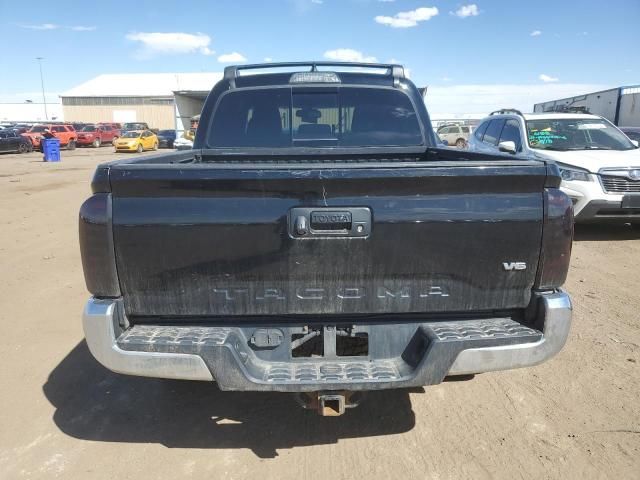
[67, 140, 76, 150]
[93, 138, 101, 148]
[18, 143, 27, 153]
[136, 143, 143, 153]
[455, 138, 466, 149]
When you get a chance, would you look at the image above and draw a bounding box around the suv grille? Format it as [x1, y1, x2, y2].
[600, 175, 640, 194]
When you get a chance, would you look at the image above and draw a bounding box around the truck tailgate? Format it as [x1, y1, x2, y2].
[109, 161, 546, 318]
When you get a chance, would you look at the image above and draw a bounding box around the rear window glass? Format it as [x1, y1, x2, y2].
[483, 119, 505, 146]
[208, 87, 423, 148]
[474, 122, 489, 140]
[499, 119, 522, 150]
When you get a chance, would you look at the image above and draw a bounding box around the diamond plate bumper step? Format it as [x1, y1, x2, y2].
[83, 291, 571, 391]
[113, 317, 543, 391]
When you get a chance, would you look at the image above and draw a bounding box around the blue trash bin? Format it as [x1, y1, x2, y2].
[42, 138, 61, 162]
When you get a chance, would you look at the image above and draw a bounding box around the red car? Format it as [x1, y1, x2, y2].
[97, 122, 121, 130]
[23, 124, 77, 150]
[77, 124, 120, 147]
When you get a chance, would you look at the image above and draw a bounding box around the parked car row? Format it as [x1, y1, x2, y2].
[0, 121, 180, 154]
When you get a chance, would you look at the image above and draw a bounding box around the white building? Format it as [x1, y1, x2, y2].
[0, 102, 63, 123]
[60, 72, 222, 135]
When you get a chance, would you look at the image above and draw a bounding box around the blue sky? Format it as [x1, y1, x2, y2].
[0, 0, 638, 113]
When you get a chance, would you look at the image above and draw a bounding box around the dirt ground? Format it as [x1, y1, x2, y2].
[0, 148, 638, 480]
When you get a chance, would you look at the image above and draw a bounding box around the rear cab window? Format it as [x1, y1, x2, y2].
[207, 87, 423, 148]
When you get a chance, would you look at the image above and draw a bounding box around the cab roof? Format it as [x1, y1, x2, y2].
[224, 61, 406, 89]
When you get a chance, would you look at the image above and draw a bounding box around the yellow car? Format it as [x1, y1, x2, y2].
[114, 130, 158, 153]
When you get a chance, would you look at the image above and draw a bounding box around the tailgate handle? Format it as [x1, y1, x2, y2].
[290, 207, 371, 238]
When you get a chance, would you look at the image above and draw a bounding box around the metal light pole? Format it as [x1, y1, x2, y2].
[36, 57, 48, 121]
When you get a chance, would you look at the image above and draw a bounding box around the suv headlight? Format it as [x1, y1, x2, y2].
[558, 165, 592, 182]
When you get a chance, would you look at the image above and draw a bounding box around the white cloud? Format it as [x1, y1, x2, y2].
[126, 32, 214, 57]
[324, 48, 377, 62]
[264, 57, 273, 62]
[530, 30, 542, 36]
[424, 83, 609, 116]
[20, 23, 59, 30]
[18, 23, 96, 31]
[289, 0, 324, 13]
[375, 7, 439, 28]
[452, 4, 479, 18]
[218, 52, 248, 63]
[539, 74, 559, 83]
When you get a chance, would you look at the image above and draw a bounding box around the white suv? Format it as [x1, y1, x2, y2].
[436, 124, 473, 148]
[468, 109, 640, 223]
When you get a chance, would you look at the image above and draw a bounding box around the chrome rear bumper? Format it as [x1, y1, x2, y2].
[83, 290, 571, 389]
[448, 291, 572, 375]
[83, 300, 213, 381]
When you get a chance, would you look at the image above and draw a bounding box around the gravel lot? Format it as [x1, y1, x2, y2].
[0, 148, 638, 479]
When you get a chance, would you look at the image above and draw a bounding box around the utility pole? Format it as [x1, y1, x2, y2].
[36, 57, 48, 120]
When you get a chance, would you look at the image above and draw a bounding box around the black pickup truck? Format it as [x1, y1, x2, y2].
[80, 62, 573, 416]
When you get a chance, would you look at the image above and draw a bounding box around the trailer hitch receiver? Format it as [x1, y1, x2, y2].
[296, 391, 364, 416]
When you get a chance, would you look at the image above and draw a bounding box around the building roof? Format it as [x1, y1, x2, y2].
[61, 72, 222, 97]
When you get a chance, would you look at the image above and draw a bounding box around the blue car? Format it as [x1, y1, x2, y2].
[156, 129, 176, 148]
